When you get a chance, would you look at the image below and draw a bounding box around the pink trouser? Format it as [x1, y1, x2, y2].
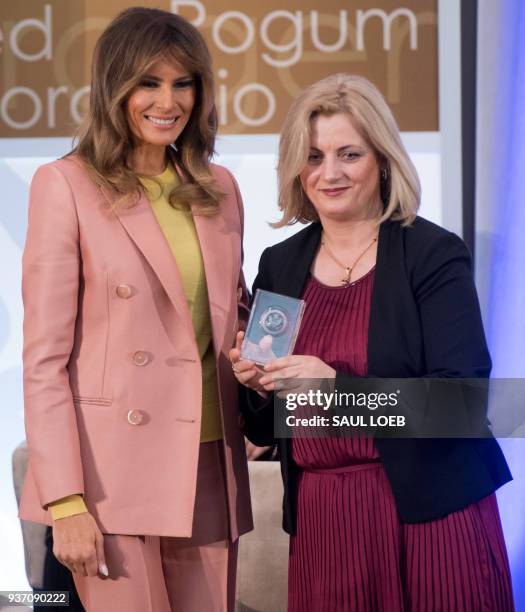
[73, 441, 238, 611]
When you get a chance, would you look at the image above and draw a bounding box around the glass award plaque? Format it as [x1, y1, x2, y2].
[240, 289, 305, 365]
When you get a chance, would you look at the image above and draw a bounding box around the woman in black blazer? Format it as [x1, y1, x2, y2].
[231, 75, 514, 611]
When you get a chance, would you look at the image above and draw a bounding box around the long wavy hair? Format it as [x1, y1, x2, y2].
[275, 74, 420, 227]
[74, 7, 222, 213]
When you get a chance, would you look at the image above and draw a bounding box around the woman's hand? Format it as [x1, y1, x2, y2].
[258, 355, 336, 392]
[245, 437, 275, 460]
[52, 512, 108, 578]
[229, 332, 268, 397]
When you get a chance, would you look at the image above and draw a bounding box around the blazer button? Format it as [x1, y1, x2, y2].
[127, 409, 144, 426]
[116, 284, 132, 299]
[132, 351, 149, 366]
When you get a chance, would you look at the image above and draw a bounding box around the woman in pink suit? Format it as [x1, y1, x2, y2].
[20, 7, 252, 611]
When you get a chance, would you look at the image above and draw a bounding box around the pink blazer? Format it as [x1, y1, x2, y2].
[19, 155, 253, 539]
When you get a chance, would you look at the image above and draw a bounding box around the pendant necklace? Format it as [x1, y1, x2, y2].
[321, 233, 378, 286]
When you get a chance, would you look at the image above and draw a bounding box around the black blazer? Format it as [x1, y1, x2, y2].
[241, 217, 511, 535]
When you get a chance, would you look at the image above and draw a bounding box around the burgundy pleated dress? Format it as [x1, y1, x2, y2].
[288, 270, 514, 612]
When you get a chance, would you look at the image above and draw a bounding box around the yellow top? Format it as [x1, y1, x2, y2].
[48, 494, 87, 520]
[49, 163, 223, 521]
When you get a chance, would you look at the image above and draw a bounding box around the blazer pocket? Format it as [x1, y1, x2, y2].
[73, 395, 112, 407]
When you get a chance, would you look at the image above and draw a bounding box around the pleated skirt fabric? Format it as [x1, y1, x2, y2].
[288, 449, 514, 612]
[288, 272, 514, 611]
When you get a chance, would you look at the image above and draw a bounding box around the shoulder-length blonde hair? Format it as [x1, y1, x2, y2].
[275, 74, 420, 227]
[74, 7, 222, 213]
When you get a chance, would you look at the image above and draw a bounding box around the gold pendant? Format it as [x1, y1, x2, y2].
[341, 267, 352, 285]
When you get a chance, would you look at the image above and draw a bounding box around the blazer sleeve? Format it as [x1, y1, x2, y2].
[411, 230, 492, 378]
[333, 226, 492, 437]
[239, 247, 277, 446]
[22, 163, 85, 509]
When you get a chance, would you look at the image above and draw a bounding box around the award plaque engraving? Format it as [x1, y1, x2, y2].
[240, 289, 305, 365]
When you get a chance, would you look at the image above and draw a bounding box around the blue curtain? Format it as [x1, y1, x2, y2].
[476, 1, 525, 608]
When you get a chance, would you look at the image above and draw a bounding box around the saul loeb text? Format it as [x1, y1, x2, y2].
[286, 414, 406, 428]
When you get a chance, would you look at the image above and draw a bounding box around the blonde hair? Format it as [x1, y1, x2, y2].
[275, 74, 420, 227]
[74, 7, 222, 213]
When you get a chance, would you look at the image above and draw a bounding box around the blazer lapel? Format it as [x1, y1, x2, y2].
[367, 219, 421, 377]
[273, 222, 322, 298]
[109, 189, 197, 353]
[192, 207, 234, 356]
[173, 160, 233, 356]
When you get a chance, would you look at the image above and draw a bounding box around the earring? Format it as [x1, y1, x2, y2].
[380, 167, 390, 206]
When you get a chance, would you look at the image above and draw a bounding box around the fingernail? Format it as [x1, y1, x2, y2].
[99, 563, 109, 577]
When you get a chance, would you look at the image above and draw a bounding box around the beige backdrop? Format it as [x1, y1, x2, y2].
[0, 0, 437, 136]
